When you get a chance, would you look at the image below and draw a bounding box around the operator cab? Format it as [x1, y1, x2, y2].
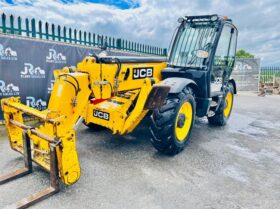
[162, 14, 238, 100]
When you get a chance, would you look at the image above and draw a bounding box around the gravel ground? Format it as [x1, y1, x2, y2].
[0, 92, 280, 209]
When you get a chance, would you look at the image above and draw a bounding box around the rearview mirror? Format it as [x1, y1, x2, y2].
[196, 50, 209, 59]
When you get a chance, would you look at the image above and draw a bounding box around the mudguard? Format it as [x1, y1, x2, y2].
[159, 77, 198, 94]
[229, 78, 237, 94]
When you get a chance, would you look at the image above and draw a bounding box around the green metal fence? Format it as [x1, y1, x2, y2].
[260, 66, 280, 84]
[0, 13, 167, 56]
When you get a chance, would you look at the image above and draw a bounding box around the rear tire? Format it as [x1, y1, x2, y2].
[208, 85, 234, 126]
[150, 87, 196, 155]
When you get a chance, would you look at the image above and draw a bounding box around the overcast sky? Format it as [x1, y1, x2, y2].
[0, 0, 279, 66]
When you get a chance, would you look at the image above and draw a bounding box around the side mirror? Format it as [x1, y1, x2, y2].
[196, 50, 209, 59]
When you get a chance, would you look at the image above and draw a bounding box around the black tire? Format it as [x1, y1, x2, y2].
[208, 85, 234, 126]
[83, 122, 105, 131]
[150, 87, 196, 155]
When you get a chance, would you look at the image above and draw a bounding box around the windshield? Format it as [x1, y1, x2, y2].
[169, 21, 218, 68]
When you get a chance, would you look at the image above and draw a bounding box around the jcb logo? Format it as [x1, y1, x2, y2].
[93, 110, 110, 121]
[133, 67, 153, 79]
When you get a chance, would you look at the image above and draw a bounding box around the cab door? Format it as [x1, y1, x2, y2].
[211, 24, 237, 96]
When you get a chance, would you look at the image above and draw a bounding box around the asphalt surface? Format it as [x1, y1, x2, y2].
[0, 93, 280, 209]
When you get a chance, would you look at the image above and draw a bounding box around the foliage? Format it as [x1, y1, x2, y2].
[236, 49, 255, 58]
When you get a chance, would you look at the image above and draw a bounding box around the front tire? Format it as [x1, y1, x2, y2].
[208, 86, 234, 126]
[150, 87, 196, 155]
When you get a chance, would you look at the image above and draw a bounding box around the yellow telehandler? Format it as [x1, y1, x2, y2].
[0, 15, 238, 208]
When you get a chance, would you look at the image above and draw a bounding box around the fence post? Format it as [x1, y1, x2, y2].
[38, 20, 42, 39]
[88, 32, 91, 45]
[74, 29, 77, 44]
[1, 13, 6, 33]
[112, 38, 117, 49]
[25, 18, 30, 37]
[84, 31, 87, 45]
[51, 24, 55, 40]
[31, 18, 36, 37]
[163, 48, 168, 56]
[10, 15, 14, 34]
[17, 16, 22, 35]
[109, 37, 112, 48]
[69, 28, 72, 43]
[79, 30, 82, 44]
[45, 22, 49, 40]
[116, 38, 121, 49]
[63, 26, 67, 42]
[57, 25, 61, 41]
[92, 33, 95, 46]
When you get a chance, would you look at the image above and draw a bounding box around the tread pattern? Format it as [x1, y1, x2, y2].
[149, 87, 195, 155]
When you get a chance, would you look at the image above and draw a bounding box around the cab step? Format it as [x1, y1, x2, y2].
[207, 110, 216, 117]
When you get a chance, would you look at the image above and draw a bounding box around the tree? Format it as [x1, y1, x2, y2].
[236, 49, 255, 58]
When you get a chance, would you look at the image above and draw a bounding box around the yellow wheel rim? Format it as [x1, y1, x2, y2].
[224, 91, 233, 118]
[175, 102, 193, 141]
